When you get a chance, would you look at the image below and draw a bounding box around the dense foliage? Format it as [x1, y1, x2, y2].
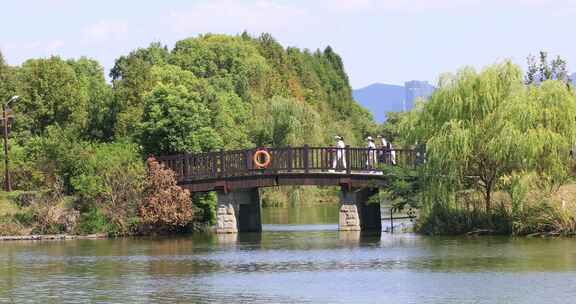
[113, 33, 375, 150]
[0, 33, 374, 236]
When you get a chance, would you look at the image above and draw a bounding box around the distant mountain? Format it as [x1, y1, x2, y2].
[571, 72, 576, 87]
[353, 83, 405, 123]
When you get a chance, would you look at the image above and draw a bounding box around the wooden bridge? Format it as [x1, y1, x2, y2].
[158, 145, 423, 193]
[158, 146, 423, 234]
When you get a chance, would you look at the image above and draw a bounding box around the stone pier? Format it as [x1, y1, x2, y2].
[339, 187, 381, 231]
[216, 188, 262, 234]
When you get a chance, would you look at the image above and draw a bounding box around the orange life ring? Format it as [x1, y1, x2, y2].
[253, 149, 271, 169]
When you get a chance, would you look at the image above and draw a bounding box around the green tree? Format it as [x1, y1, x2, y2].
[70, 141, 144, 235]
[149, 64, 252, 149]
[0, 51, 17, 104]
[16, 57, 88, 135]
[170, 34, 270, 98]
[526, 51, 571, 86]
[136, 84, 221, 155]
[406, 62, 576, 212]
[376, 112, 406, 144]
[67, 57, 114, 140]
[24, 126, 90, 193]
[251, 96, 322, 147]
[110, 42, 170, 137]
[109, 33, 372, 148]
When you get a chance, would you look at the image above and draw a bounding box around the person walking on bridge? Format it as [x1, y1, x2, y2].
[332, 135, 346, 171]
[377, 135, 397, 165]
[389, 140, 397, 165]
[377, 135, 388, 164]
[366, 136, 377, 169]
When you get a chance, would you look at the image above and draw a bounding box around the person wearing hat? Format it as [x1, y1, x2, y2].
[377, 135, 396, 165]
[389, 140, 396, 165]
[366, 136, 377, 169]
[332, 135, 347, 171]
[377, 135, 388, 164]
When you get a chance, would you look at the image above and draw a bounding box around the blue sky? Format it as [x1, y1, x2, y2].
[1, 0, 576, 88]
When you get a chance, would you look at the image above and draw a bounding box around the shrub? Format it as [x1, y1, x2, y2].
[416, 203, 512, 235]
[28, 181, 79, 234]
[13, 191, 41, 208]
[31, 200, 78, 235]
[70, 141, 145, 235]
[75, 207, 110, 235]
[12, 210, 34, 226]
[192, 192, 215, 225]
[512, 201, 576, 236]
[0, 141, 46, 191]
[0, 215, 28, 236]
[138, 157, 195, 233]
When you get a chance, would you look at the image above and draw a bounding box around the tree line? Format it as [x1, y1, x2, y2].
[0, 33, 377, 236]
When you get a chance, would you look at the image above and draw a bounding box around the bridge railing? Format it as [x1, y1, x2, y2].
[158, 146, 423, 182]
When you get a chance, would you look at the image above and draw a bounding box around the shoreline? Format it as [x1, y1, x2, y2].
[0, 233, 108, 241]
[0, 231, 569, 242]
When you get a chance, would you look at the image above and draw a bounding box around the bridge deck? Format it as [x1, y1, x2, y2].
[158, 146, 423, 192]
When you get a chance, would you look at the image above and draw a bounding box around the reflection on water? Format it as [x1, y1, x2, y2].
[262, 204, 339, 225]
[1, 205, 576, 303]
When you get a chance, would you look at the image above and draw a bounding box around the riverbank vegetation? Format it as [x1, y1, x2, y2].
[3, 32, 573, 238]
[0, 33, 375, 236]
[400, 58, 576, 236]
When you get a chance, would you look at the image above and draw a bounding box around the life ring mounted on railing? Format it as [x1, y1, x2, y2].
[253, 149, 272, 169]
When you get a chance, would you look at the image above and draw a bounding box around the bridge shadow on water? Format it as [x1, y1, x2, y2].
[215, 224, 390, 249]
[214, 202, 415, 245]
[211, 202, 416, 252]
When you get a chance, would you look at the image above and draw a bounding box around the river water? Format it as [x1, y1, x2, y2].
[1, 205, 576, 303]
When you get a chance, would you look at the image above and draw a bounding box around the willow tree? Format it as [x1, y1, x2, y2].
[404, 61, 576, 212]
[251, 96, 323, 147]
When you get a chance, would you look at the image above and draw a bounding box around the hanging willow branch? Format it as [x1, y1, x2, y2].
[403, 61, 576, 212]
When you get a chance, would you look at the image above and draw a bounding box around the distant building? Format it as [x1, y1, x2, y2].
[404, 80, 434, 110]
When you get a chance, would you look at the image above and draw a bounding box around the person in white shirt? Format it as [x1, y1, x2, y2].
[389, 141, 397, 165]
[332, 135, 347, 171]
[377, 135, 396, 165]
[366, 136, 376, 169]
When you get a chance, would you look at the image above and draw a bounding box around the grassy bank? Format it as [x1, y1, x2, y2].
[416, 183, 576, 236]
[0, 157, 213, 237]
[0, 184, 340, 237]
[0, 189, 118, 237]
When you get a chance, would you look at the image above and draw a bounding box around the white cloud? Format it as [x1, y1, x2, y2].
[2, 39, 65, 56]
[513, 0, 576, 6]
[166, 0, 312, 35]
[163, 0, 576, 36]
[44, 0, 72, 4]
[3, 41, 40, 51]
[328, 0, 576, 14]
[331, 0, 374, 12]
[82, 19, 129, 43]
[45, 40, 65, 53]
[360, 0, 481, 13]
